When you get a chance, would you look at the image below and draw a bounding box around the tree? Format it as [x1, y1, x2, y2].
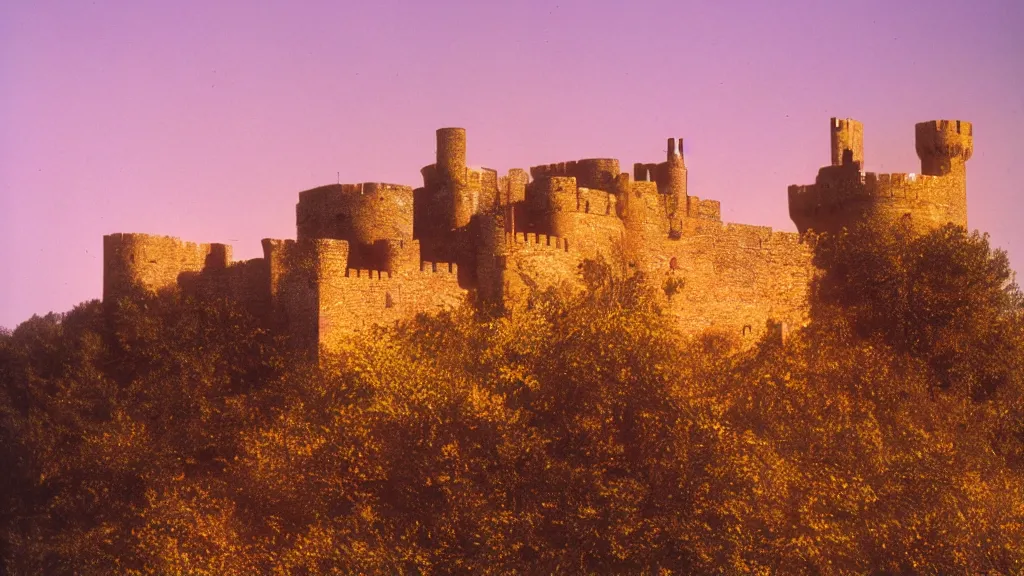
[811, 222, 1024, 400]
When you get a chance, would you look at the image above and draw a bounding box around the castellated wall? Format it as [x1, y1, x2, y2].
[490, 223, 810, 344]
[312, 249, 466, 354]
[103, 233, 272, 317]
[498, 232, 582, 308]
[790, 117, 971, 236]
[262, 237, 466, 355]
[788, 166, 967, 236]
[102, 118, 972, 356]
[521, 174, 626, 262]
[529, 159, 621, 191]
[104, 233, 218, 301]
[296, 183, 414, 269]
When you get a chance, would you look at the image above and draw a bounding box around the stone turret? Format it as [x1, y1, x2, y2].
[436, 127, 471, 230]
[789, 117, 973, 235]
[665, 137, 687, 219]
[830, 117, 864, 169]
[916, 120, 972, 177]
[101, 116, 973, 362]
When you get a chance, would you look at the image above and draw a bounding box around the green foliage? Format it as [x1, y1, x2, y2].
[811, 222, 1024, 400]
[2, 228, 1024, 574]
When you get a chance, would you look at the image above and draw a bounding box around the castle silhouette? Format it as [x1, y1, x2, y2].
[103, 117, 973, 356]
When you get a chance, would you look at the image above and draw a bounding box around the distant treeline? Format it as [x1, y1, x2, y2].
[2, 223, 1023, 574]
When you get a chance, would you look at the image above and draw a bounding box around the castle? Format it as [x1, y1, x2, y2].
[102, 117, 973, 356]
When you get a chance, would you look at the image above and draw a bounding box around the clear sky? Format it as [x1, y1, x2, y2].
[1, 0, 1022, 330]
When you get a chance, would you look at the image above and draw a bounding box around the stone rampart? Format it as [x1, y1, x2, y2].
[789, 169, 967, 235]
[296, 183, 414, 247]
[653, 223, 813, 343]
[102, 117, 974, 357]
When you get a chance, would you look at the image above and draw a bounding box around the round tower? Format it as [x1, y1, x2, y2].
[541, 176, 578, 237]
[572, 159, 620, 191]
[475, 207, 510, 307]
[830, 118, 864, 169]
[665, 137, 687, 215]
[436, 127, 471, 229]
[916, 120, 973, 177]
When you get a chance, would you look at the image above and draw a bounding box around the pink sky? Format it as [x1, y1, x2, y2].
[1, 0, 1022, 329]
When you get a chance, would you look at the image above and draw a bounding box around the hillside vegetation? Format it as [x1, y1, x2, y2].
[2, 223, 1023, 575]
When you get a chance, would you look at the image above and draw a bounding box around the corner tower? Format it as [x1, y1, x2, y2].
[915, 119, 972, 228]
[789, 117, 973, 236]
[916, 120, 972, 177]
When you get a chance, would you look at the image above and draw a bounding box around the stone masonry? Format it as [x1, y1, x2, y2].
[103, 117, 972, 357]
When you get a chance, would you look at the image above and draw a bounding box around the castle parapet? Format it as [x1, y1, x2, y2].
[789, 118, 971, 235]
[497, 168, 529, 206]
[789, 168, 965, 235]
[419, 261, 459, 274]
[103, 233, 228, 301]
[530, 158, 620, 192]
[507, 232, 570, 251]
[686, 196, 721, 221]
[345, 268, 389, 279]
[916, 120, 973, 177]
[296, 182, 414, 249]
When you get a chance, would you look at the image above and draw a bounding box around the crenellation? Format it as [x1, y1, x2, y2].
[505, 231, 570, 252]
[790, 117, 972, 235]
[344, 268, 390, 279]
[418, 260, 457, 274]
[104, 116, 975, 358]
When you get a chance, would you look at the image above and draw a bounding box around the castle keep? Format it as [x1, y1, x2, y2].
[103, 117, 972, 355]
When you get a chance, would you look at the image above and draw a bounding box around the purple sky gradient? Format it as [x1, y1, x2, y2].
[1, 0, 1022, 329]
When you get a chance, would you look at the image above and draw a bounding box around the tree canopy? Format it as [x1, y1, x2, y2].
[2, 224, 1023, 574]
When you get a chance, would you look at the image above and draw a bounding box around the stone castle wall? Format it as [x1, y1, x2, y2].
[788, 168, 968, 235]
[789, 118, 971, 236]
[101, 117, 973, 356]
[653, 222, 812, 342]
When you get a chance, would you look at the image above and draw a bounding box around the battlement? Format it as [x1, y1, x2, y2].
[918, 119, 973, 136]
[529, 158, 620, 191]
[102, 117, 974, 358]
[298, 182, 412, 201]
[789, 170, 946, 203]
[103, 232, 233, 300]
[105, 232, 221, 259]
[296, 182, 413, 251]
[686, 196, 721, 221]
[419, 261, 459, 275]
[789, 169, 965, 235]
[345, 268, 391, 279]
[915, 119, 973, 176]
[508, 232, 571, 251]
[790, 117, 972, 235]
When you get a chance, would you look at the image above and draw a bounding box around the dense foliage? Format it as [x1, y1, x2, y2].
[2, 224, 1023, 574]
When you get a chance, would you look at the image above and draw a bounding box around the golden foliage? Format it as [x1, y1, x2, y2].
[2, 226, 1023, 574]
